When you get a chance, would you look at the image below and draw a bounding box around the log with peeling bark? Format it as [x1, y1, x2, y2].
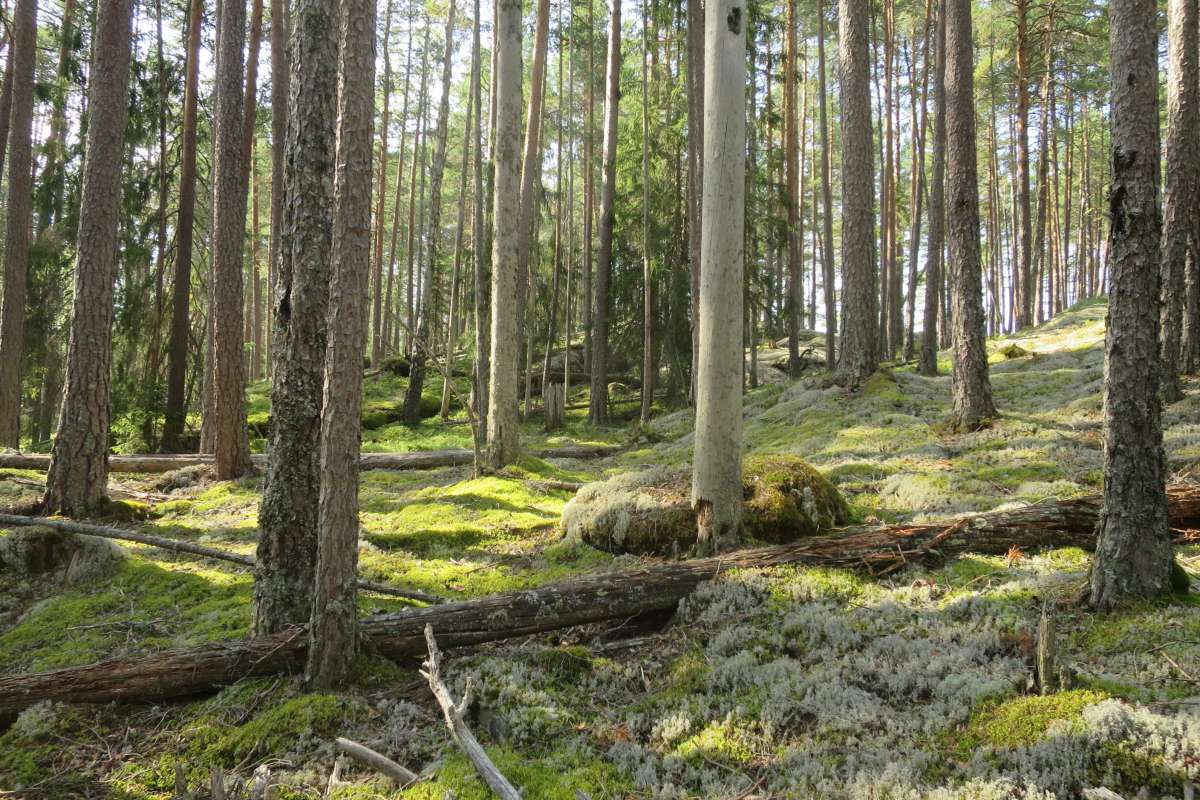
[1, 485, 1198, 713]
[0, 444, 622, 475]
[0, 513, 443, 604]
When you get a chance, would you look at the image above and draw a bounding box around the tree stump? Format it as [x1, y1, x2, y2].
[544, 382, 565, 431]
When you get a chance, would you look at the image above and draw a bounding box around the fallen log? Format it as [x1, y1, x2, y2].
[2, 486, 1198, 713]
[0, 444, 622, 475]
[0, 513, 443, 605]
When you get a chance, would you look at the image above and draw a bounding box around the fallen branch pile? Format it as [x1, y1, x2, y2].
[1, 485, 1198, 713]
[0, 443, 621, 475]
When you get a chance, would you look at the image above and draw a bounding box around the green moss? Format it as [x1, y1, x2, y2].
[400, 746, 632, 799]
[954, 690, 1108, 756]
[529, 644, 595, 683]
[675, 720, 757, 766]
[742, 455, 852, 541]
[201, 693, 362, 767]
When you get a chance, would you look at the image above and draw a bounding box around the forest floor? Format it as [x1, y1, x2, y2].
[1, 296, 1198, 799]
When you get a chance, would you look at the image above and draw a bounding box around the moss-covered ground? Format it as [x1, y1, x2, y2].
[2, 298, 1198, 798]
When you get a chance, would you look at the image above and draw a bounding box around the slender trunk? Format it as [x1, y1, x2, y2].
[267, 0, 289, 376]
[816, 0, 835, 366]
[371, 0, 395, 367]
[640, 0, 653, 421]
[471, 0, 488, 432]
[443, 45, 475, 419]
[382, 32, 415, 358]
[919, 0, 945, 377]
[1014, 0, 1032, 329]
[904, 9, 931, 360]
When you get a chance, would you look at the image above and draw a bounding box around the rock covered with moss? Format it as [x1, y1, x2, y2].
[562, 455, 850, 555]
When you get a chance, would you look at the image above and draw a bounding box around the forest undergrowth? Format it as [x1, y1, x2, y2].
[1, 297, 1198, 799]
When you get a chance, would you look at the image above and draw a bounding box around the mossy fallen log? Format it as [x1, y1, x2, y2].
[1, 484, 1198, 713]
[0, 444, 622, 475]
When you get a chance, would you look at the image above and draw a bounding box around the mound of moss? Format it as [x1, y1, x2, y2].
[562, 455, 849, 555]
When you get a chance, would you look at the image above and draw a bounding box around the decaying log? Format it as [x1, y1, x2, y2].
[0, 513, 443, 604]
[0, 444, 622, 475]
[422, 625, 521, 800]
[2, 486, 1199, 713]
[335, 737, 418, 786]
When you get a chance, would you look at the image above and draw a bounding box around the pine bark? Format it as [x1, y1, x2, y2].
[1014, 0, 1032, 329]
[485, 0, 524, 469]
[255, 0, 339, 635]
[1159, 0, 1198, 403]
[1089, 0, 1173, 609]
[919, 0, 945, 377]
[686, 0, 704, 400]
[640, 0, 653, 423]
[268, 0, 289, 375]
[471, 0, 488, 431]
[41, 0, 136, 516]
[211, 0, 253, 480]
[816, 0, 835, 366]
[370, 0, 395, 369]
[589, 0, 621, 425]
[944, 0, 996, 431]
[692, 0, 745, 554]
[0, 0, 39, 446]
[307, 0, 376, 688]
[837, 0, 877, 383]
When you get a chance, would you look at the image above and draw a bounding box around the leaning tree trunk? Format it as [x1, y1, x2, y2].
[589, 0, 622, 426]
[210, 0, 252, 480]
[945, 0, 996, 432]
[307, 0, 377, 689]
[1090, 0, 1173, 610]
[920, 0, 945, 377]
[485, 0, 524, 469]
[1158, 0, 1198, 404]
[403, 0, 458, 423]
[7, 486, 1200, 713]
[0, 0, 39, 447]
[255, 0, 339, 636]
[692, 0, 745, 555]
[837, 0, 877, 384]
[41, 0, 137, 517]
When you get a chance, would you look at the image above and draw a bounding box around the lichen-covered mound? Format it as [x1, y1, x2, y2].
[562, 456, 849, 555]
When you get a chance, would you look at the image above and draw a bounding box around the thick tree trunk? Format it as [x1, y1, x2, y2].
[837, 0, 878, 383]
[40, 0, 136, 517]
[1090, 0, 1172, 610]
[1158, 0, 1198, 403]
[162, 0, 205, 453]
[307, 0, 377, 688]
[945, 0, 996, 432]
[403, 0, 459, 422]
[0, 0, 39, 447]
[485, 0, 523, 469]
[589, 0, 621, 426]
[919, 0, 946, 377]
[256, 0, 339, 635]
[211, 0, 253, 480]
[6, 488, 1199, 713]
[692, 0, 744, 554]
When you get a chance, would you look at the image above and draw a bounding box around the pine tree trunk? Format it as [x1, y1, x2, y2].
[1014, 0, 1032, 329]
[403, 0, 459, 422]
[0, 0, 39, 446]
[816, 0, 836, 367]
[163, 0, 204, 452]
[945, 0, 996, 432]
[692, 0, 745, 555]
[443, 51, 475, 420]
[919, 0, 945, 377]
[41, 0, 135, 516]
[471, 0, 488, 432]
[640, 0, 653, 423]
[370, 0, 395, 368]
[1159, 0, 1198, 403]
[255, 0, 339, 635]
[838, 0, 878, 384]
[485, 0, 524, 469]
[307, 0, 376, 688]
[267, 0, 289, 377]
[904, 11, 931, 360]
[1089, 0, 1172, 610]
[686, 0, 704, 401]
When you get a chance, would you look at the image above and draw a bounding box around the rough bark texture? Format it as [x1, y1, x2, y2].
[1159, 0, 1198, 403]
[255, 0, 339, 635]
[0, 0, 39, 446]
[403, 0, 458, 423]
[161, 0, 205, 453]
[837, 0, 877, 384]
[691, 0, 745, 554]
[485, 0, 523, 470]
[211, 0, 253, 480]
[919, 0, 945, 377]
[816, 0, 836, 367]
[944, 0, 995, 432]
[589, 0, 621, 425]
[41, 0, 136, 517]
[307, 0, 377, 688]
[1090, 0, 1173, 610]
[7, 487, 1199, 712]
[268, 0, 289, 371]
